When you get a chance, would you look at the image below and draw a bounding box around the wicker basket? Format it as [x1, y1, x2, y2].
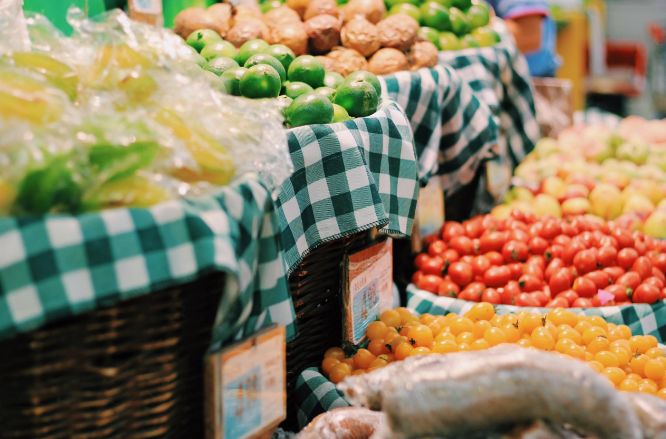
[0, 274, 224, 439]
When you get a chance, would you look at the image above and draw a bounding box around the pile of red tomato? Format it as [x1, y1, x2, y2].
[412, 211, 666, 307]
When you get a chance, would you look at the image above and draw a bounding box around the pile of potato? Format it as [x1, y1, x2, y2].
[174, 0, 438, 76]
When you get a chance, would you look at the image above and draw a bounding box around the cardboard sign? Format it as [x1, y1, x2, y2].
[343, 239, 393, 344]
[205, 325, 286, 439]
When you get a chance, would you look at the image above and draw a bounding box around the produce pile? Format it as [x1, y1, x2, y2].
[321, 305, 666, 400]
[0, 10, 290, 215]
[504, 117, 666, 238]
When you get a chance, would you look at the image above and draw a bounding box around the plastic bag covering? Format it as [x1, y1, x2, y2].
[0, 0, 29, 54]
[0, 8, 292, 215]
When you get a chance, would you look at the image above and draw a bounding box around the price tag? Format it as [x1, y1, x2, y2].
[205, 325, 286, 439]
[416, 177, 445, 237]
[485, 158, 512, 202]
[128, 0, 163, 25]
[343, 239, 393, 344]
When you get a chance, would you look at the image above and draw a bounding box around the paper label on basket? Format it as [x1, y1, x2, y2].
[416, 177, 445, 238]
[343, 239, 393, 345]
[129, 0, 162, 14]
[205, 325, 286, 439]
[485, 159, 512, 202]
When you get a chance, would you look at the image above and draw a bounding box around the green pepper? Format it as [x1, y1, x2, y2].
[15, 155, 81, 215]
[88, 141, 159, 183]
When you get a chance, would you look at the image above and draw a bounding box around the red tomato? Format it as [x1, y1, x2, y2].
[442, 249, 460, 267]
[528, 236, 548, 255]
[428, 240, 447, 257]
[603, 266, 625, 283]
[579, 231, 597, 248]
[417, 274, 442, 293]
[463, 219, 483, 238]
[523, 264, 544, 281]
[449, 236, 474, 256]
[662, 288, 666, 300]
[485, 251, 504, 266]
[573, 277, 597, 298]
[481, 288, 502, 304]
[459, 282, 485, 302]
[556, 289, 579, 306]
[585, 270, 612, 289]
[634, 239, 647, 256]
[414, 253, 428, 269]
[518, 274, 542, 292]
[508, 263, 524, 280]
[515, 293, 541, 307]
[650, 253, 666, 273]
[617, 272, 642, 291]
[560, 221, 576, 236]
[527, 255, 546, 270]
[546, 297, 569, 308]
[423, 234, 439, 246]
[562, 241, 585, 265]
[545, 258, 565, 281]
[599, 235, 619, 249]
[553, 235, 571, 247]
[532, 291, 550, 306]
[502, 240, 529, 263]
[472, 239, 481, 255]
[633, 284, 660, 304]
[448, 262, 474, 287]
[501, 281, 520, 305]
[442, 222, 464, 241]
[546, 244, 564, 262]
[597, 246, 617, 267]
[632, 256, 653, 280]
[574, 249, 598, 274]
[644, 276, 665, 290]
[572, 297, 593, 308]
[617, 248, 639, 270]
[549, 268, 573, 295]
[460, 255, 474, 265]
[509, 229, 530, 243]
[481, 214, 500, 231]
[612, 229, 634, 249]
[479, 231, 507, 253]
[471, 256, 491, 277]
[438, 279, 460, 297]
[483, 266, 512, 288]
[605, 284, 629, 302]
[412, 270, 423, 285]
[421, 256, 445, 276]
[540, 219, 562, 240]
[652, 267, 666, 283]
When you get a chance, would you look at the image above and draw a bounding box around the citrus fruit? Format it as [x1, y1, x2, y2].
[204, 57, 239, 76]
[261, 0, 283, 13]
[386, 0, 419, 10]
[332, 103, 352, 122]
[344, 70, 382, 96]
[452, 0, 472, 10]
[315, 86, 336, 100]
[420, 2, 452, 32]
[284, 81, 314, 99]
[239, 64, 281, 98]
[467, 3, 490, 29]
[244, 54, 287, 81]
[389, 3, 421, 22]
[186, 29, 221, 52]
[237, 39, 270, 66]
[449, 7, 471, 36]
[438, 31, 461, 50]
[419, 26, 441, 48]
[221, 67, 247, 96]
[334, 80, 379, 117]
[286, 92, 334, 127]
[434, 0, 455, 6]
[265, 44, 296, 71]
[472, 26, 500, 46]
[461, 33, 480, 48]
[287, 55, 325, 88]
[324, 71, 344, 89]
[200, 40, 239, 61]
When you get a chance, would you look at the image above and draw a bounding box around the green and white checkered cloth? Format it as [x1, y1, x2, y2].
[407, 286, 666, 342]
[276, 100, 419, 273]
[0, 175, 296, 346]
[381, 65, 499, 192]
[294, 367, 351, 429]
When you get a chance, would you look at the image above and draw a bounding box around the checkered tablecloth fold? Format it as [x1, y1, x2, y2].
[294, 367, 351, 429]
[0, 176, 296, 345]
[277, 101, 420, 273]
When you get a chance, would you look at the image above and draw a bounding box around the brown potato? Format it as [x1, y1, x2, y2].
[315, 55, 337, 71]
[206, 3, 232, 37]
[286, 0, 311, 18]
[325, 47, 369, 76]
[408, 41, 438, 70]
[377, 13, 418, 50]
[368, 47, 408, 75]
[268, 21, 309, 55]
[304, 0, 340, 20]
[342, 0, 385, 24]
[174, 7, 218, 39]
[264, 6, 302, 25]
[305, 14, 342, 54]
[234, 5, 263, 20]
[340, 16, 380, 57]
[226, 18, 269, 47]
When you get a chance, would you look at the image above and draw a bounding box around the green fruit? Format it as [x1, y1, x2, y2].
[287, 55, 325, 88]
[420, 2, 452, 32]
[461, 34, 480, 48]
[244, 54, 287, 82]
[315, 86, 336, 100]
[205, 57, 240, 76]
[221, 67, 248, 96]
[284, 81, 314, 99]
[193, 53, 207, 67]
[201, 41, 239, 61]
[344, 70, 382, 96]
[419, 27, 441, 48]
[449, 7, 471, 36]
[332, 103, 352, 122]
[438, 31, 461, 50]
[240, 64, 282, 98]
[324, 71, 345, 89]
[186, 29, 222, 52]
[452, 0, 472, 10]
[265, 44, 297, 71]
[472, 26, 500, 47]
[467, 3, 489, 29]
[334, 80, 379, 117]
[238, 39, 271, 66]
[286, 92, 334, 127]
[385, 0, 419, 10]
[389, 3, 421, 22]
[261, 0, 283, 13]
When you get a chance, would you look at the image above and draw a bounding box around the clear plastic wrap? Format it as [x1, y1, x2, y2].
[0, 0, 29, 54]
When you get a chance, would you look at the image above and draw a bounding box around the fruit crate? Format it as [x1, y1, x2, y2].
[0, 273, 223, 439]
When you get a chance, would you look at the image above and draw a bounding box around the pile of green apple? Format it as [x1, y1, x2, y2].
[496, 118, 666, 239]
